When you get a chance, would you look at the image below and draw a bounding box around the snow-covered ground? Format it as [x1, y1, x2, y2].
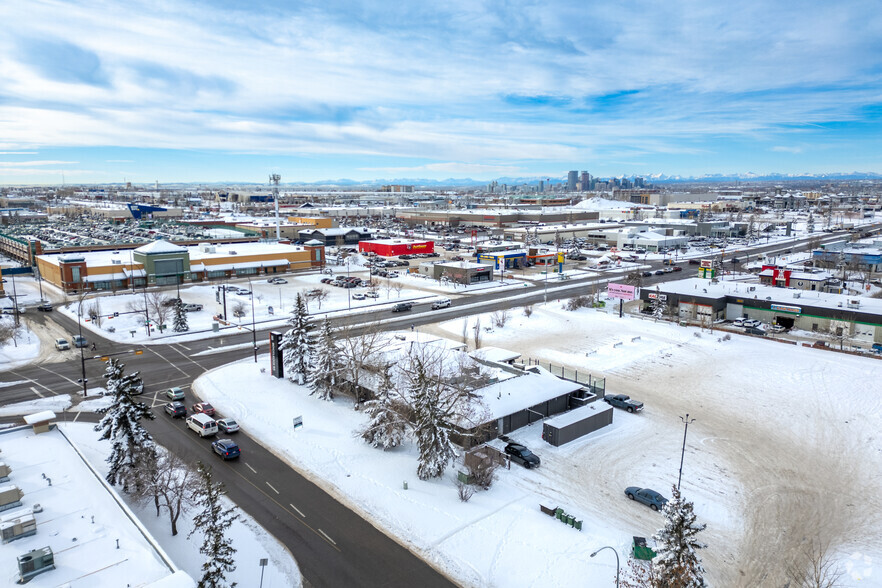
[0, 316, 41, 372]
[192, 302, 882, 587]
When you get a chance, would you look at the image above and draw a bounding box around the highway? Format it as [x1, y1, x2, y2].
[0, 227, 869, 587]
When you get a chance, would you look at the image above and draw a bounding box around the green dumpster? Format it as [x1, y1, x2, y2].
[566, 515, 575, 526]
[633, 536, 656, 561]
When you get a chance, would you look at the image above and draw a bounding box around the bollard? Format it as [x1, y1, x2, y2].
[403, 481, 408, 490]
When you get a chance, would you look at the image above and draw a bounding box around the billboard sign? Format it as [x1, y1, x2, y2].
[607, 283, 636, 301]
[700, 259, 714, 268]
[770, 304, 801, 314]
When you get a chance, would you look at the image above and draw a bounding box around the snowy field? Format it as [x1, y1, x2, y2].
[193, 302, 882, 587]
[0, 317, 40, 372]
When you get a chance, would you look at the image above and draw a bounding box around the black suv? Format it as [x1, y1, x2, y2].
[164, 401, 187, 418]
[505, 443, 540, 469]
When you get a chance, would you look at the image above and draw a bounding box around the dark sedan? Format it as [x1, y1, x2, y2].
[212, 439, 241, 460]
[164, 401, 187, 418]
[505, 443, 540, 469]
[625, 487, 668, 511]
[603, 394, 644, 413]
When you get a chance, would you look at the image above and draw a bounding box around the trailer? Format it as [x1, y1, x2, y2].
[542, 402, 613, 447]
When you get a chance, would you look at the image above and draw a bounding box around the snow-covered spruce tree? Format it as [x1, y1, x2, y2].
[308, 318, 341, 401]
[280, 293, 312, 386]
[360, 364, 406, 450]
[411, 358, 458, 480]
[651, 287, 665, 321]
[651, 485, 708, 588]
[94, 358, 155, 490]
[806, 212, 815, 234]
[172, 299, 189, 333]
[189, 462, 240, 588]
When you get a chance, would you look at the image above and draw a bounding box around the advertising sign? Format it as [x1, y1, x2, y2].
[607, 283, 636, 301]
[770, 304, 801, 314]
[700, 259, 714, 268]
[269, 331, 284, 378]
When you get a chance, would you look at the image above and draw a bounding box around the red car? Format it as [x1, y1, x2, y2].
[191, 402, 215, 416]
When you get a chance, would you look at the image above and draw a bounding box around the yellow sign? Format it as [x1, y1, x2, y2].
[557, 252, 565, 263]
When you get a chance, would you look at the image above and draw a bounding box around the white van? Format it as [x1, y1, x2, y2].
[186, 413, 218, 437]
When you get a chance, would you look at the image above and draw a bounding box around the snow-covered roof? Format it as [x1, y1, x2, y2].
[437, 261, 494, 270]
[135, 240, 187, 254]
[23, 410, 56, 424]
[202, 259, 289, 271]
[84, 272, 128, 282]
[469, 346, 521, 363]
[473, 366, 583, 422]
[362, 238, 433, 246]
[544, 401, 612, 428]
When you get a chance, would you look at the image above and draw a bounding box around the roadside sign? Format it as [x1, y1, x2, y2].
[607, 283, 636, 301]
[293, 416, 303, 429]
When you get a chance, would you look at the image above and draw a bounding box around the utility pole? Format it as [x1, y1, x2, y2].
[270, 174, 281, 241]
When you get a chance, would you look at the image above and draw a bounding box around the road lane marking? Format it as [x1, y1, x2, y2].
[176, 343, 191, 351]
[318, 529, 336, 545]
[289, 504, 305, 518]
[245, 463, 257, 474]
[34, 365, 79, 387]
[146, 348, 190, 377]
[30, 386, 44, 398]
[73, 412, 81, 423]
[266, 481, 280, 494]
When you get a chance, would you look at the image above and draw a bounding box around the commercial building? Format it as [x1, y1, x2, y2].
[422, 261, 494, 284]
[35, 240, 324, 293]
[297, 227, 374, 247]
[758, 265, 833, 291]
[639, 277, 882, 345]
[358, 238, 434, 257]
[477, 250, 528, 269]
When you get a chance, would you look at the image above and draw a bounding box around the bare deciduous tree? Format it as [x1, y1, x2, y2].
[0, 321, 20, 348]
[337, 322, 386, 406]
[87, 299, 103, 327]
[786, 537, 844, 588]
[231, 300, 247, 318]
[145, 292, 171, 331]
[490, 309, 510, 328]
[131, 450, 199, 536]
[522, 305, 533, 318]
[472, 317, 482, 349]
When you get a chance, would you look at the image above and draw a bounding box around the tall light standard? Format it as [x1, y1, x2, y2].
[678, 413, 696, 489]
[590, 545, 620, 588]
[76, 293, 89, 397]
[244, 276, 258, 362]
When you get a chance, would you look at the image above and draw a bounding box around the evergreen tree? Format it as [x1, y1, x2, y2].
[308, 318, 341, 401]
[806, 212, 815, 234]
[280, 293, 312, 385]
[360, 365, 406, 450]
[172, 299, 189, 333]
[189, 462, 239, 588]
[652, 485, 708, 588]
[411, 358, 457, 480]
[94, 358, 154, 489]
[651, 287, 665, 321]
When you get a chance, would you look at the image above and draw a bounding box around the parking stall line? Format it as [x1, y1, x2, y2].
[30, 386, 44, 398]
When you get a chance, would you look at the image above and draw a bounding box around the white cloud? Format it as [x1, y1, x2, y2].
[771, 146, 804, 154]
[0, 160, 78, 166]
[358, 162, 522, 177]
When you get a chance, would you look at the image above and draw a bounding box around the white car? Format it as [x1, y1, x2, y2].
[743, 319, 761, 328]
[365, 291, 379, 298]
[216, 418, 239, 434]
[733, 318, 745, 327]
[352, 293, 366, 300]
[55, 338, 70, 351]
[182, 303, 203, 312]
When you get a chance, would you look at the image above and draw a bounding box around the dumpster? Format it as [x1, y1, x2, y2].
[633, 536, 657, 561]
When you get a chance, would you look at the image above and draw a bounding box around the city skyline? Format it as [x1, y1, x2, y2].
[1, 0, 881, 184]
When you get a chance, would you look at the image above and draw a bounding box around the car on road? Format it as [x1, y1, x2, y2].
[37, 302, 53, 312]
[212, 439, 241, 460]
[164, 401, 187, 418]
[641, 271, 653, 277]
[604, 394, 644, 413]
[505, 443, 540, 469]
[191, 402, 215, 416]
[0, 306, 24, 315]
[164, 387, 186, 401]
[216, 418, 239, 434]
[431, 298, 451, 310]
[54, 338, 70, 351]
[654, 269, 665, 275]
[391, 302, 413, 313]
[672, 266, 683, 272]
[688, 259, 700, 265]
[625, 487, 668, 511]
[72, 335, 88, 348]
[182, 303, 203, 312]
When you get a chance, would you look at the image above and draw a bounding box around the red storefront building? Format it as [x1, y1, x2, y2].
[358, 239, 435, 257]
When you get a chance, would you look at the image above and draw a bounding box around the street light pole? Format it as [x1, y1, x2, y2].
[678, 413, 696, 489]
[590, 545, 620, 588]
[246, 277, 257, 362]
[77, 295, 88, 398]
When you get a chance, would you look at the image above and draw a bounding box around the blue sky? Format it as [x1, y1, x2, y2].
[1, 0, 881, 184]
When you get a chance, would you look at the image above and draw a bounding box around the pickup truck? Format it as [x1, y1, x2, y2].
[603, 394, 644, 413]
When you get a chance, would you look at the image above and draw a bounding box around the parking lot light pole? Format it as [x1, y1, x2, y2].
[77, 295, 88, 398]
[678, 413, 696, 489]
[590, 545, 619, 588]
[245, 277, 257, 362]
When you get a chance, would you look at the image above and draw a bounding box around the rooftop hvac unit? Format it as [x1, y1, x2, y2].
[229, 251, 237, 255]
[17, 546, 54, 583]
[0, 485, 24, 513]
[0, 462, 10, 483]
[793, 292, 801, 298]
[1, 513, 36, 544]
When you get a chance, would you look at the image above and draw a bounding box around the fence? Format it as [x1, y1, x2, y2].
[523, 358, 605, 395]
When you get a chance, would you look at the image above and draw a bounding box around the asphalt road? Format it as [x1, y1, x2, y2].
[0, 227, 870, 587]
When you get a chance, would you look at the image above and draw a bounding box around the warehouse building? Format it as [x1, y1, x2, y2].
[358, 238, 434, 257]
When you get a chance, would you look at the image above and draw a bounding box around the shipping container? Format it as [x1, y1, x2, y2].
[542, 402, 614, 447]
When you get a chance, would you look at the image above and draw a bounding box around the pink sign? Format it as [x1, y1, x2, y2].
[607, 283, 636, 301]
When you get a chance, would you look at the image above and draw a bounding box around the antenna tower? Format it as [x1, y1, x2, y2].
[270, 174, 281, 240]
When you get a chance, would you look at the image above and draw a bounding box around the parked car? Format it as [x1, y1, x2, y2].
[744, 326, 767, 336]
[37, 302, 53, 312]
[54, 338, 70, 351]
[352, 293, 366, 300]
[72, 335, 88, 348]
[165, 387, 186, 401]
[431, 298, 451, 310]
[770, 324, 786, 333]
[604, 394, 644, 413]
[365, 291, 379, 298]
[182, 303, 203, 312]
[268, 277, 287, 284]
[191, 402, 216, 416]
[505, 443, 541, 469]
[216, 418, 239, 434]
[641, 271, 653, 277]
[742, 319, 761, 328]
[212, 439, 241, 460]
[391, 303, 413, 313]
[654, 270, 665, 275]
[165, 401, 187, 418]
[672, 266, 683, 272]
[733, 318, 745, 327]
[235, 289, 251, 296]
[625, 487, 668, 511]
